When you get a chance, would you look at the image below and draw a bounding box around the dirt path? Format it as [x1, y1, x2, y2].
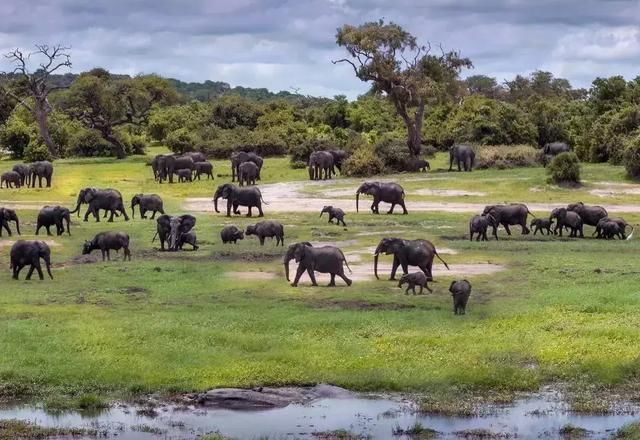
[347, 262, 505, 281]
[0, 239, 60, 249]
[0, 200, 65, 210]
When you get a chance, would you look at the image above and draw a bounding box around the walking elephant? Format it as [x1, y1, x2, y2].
[153, 214, 197, 251]
[449, 144, 476, 172]
[469, 214, 497, 241]
[176, 169, 193, 182]
[567, 202, 608, 227]
[231, 151, 263, 182]
[320, 206, 346, 226]
[550, 207, 584, 237]
[238, 161, 259, 186]
[308, 151, 334, 180]
[83, 231, 132, 261]
[10, 240, 53, 280]
[70, 187, 129, 222]
[1, 171, 22, 188]
[284, 242, 352, 287]
[356, 182, 407, 214]
[246, 220, 284, 246]
[482, 204, 534, 237]
[373, 238, 449, 282]
[594, 217, 633, 239]
[0, 207, 20, 236]
[30, 161, 53, 188]
[159, 155, 195, 183]
[213, 183, 265, 217]
[131, 194, 164, 219]
[12, 164, 31, 187]
[329, 150, 349, 174]
[36, 205, 71, 236]
[543, 142, 570, 156]
[194, 162, 214, 180]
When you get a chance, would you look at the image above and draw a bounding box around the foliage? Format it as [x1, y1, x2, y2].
[0, 115, 32, 158]
[623, 133, 640, 180]
[547, 152, 581, 185]
[166, 128, 199, 154]
[475, 145, 541, 169]
[210, 94, 263, 129]
[374, 135, 414, 171]
[341, 145, 384, 176]
[23, 139, 53, 162]
[289, 138, 339, 164]
[68, 128, 113, 157]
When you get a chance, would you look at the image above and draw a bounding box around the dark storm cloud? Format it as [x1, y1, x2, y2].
[1, 0, 639, 98]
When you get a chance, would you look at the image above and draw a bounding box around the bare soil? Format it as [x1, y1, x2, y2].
[0, 200, 65, 210]
[348, 262, 506, 281]
[227, 271, 276, 280]
[0, 239, 60, 248]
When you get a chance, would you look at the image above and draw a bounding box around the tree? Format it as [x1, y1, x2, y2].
[464, 75, 500, 98]
[1, 45, 72, 157]
[334, 20, 471, 156]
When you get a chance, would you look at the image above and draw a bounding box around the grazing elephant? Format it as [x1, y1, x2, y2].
[530, 218, 554, 236]
[231, 151, 263, 182]
[0, 207, 20, 236]
[160, 155, 195, 183]
[329, 150, 349, 174]
[238, 161, 259, 186]
[10, 240, 53, 280]
[469, 214, 497, 241]
[356, 182, 407, 215]
[543, 142, 570, 156]
[36, 206, 71, 236]
[284, 242, 352, 287]
[246, 221, 284, 246]
[83, 231, 131, 261]
[213, 183, 265, 217]
[70, 188, 129, 222]
[398, 272, 430, 294]
[567, 202, 608, 227]
[30, 161, 53, 188]
[194, 162, 214, 180]
[449, 144, 476, 172]
[131, 194, 164, 219]
[154, 214, 197, 251]
[176, 168, 193, 182]
[550, 208, 584, 237]
[406, 157, 430, 172]
[177, 232, 199, 250]
[220, 225, 244, 244]
[594, 217, 632, 239]
[308, 151, 334, 180]
[450, 280, 472, 315]
[1, 171, 22, 188]
[12, 164, 31, 187]
[482, 204, 534, 237]
[374, 238, 449, 282]
[320, 206, 346, 226]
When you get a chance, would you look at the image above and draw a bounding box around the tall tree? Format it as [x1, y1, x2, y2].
[1, 45, 72, 157]
[334, 20, 471, 155]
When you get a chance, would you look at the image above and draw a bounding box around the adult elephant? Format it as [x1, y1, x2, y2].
[284, 242, 352, 287]
[1, 171, 21, 188]
[213, 183, 265, 217]
[0, 207, 20, 236]
[374, 238, 449, 282]
[160, 155, 195, 183]
[308, 151, 334, 180]
[543, 142, 570, 156]
[131, 194, 164, 219]
[329, 150, 349, 174]
[238, 161, 259, 186]
[449, 144, 476, 172]
[70, 187, 129, 222]
[356, 182, 407, 214]
[30, 161, 53, 188]
[154, 214, 197, 251]
[183, 151, 207, 163]
[12, 164, 31, 187]
[151, 154, 167, 181]
[231, 151, 263, 182]
[482, 203, 534, 237]
[550, 207, 584, 238]
[10, 240, 53, 280]
[36, 205, 71, 236]
[567, 202, 608, 227]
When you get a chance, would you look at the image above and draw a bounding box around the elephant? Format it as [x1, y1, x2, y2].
[406, 157, 430, 172]
[398, 271, 430, 294]
[530, 218, 554, 236]
[10, 240, 53, 280]
[356, 182, 407, 215]
[543, 142, 570, 156]
[182, 151, 207, 163]
[30, 161, 53, 188]
[246, 221, 284, 246]
[36, 205, 71, 236]
[220, 225, 244, 244]
[482, 204, 534, 237]
[213, 183, 265, 217]
[151, 154, 167, 181]
[153, 214, 197, 251]
[159, 155, 195, 183]
[320, 206, 346, 226]
[469, 214, 497, 241]
[329, 150, 349, 174]
[83, 231, 131, 261]
[449, 144, 476, 172]
[550, 207, 584, 237]
[12, 164, 31, 187]
[131, 194, 164, 219]
[70, 188, 129, 222]
[374, 238, 449, 282]
[599, 220, 625, 240]
[238, 161, 259, 186]
[450, 280, 472, 315]
[176, 168, 193, 182]
[194, 162, 214, 180]
[231, 151, 263, 182]
[567, 202, 608, 227]
[308, 151, 334, 180]
[1, 171, 22, 188]
[284, 242, 352, 287]
[0, 207, 20, 236]
[177, 232, 199, 250]
[594, 217, 632, 239]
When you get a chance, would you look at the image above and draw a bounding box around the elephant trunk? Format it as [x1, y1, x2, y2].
[70, 194, 83, 216]
[356, 191, 360, 213]
[14, 218, 20, 235]
[44, 255, 53, 279]
[373, 253, 379, 280]
[213, 194, 220, 213]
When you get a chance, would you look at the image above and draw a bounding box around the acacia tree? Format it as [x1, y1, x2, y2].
[1, 45, 72, 157]
[334, 20, 471, 156]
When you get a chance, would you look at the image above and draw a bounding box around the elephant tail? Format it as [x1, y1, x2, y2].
[259, 191, 269, 206]
[627, 225, 635, 241]
[435, 249, 450, 270]
[339, 249, 353, 274]
[526, 207, 536, 218]
[151, 231, 158, 243]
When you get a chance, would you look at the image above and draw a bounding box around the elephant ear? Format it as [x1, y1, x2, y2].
[449, 281, 457, 292]
[180, 216, 196, 233]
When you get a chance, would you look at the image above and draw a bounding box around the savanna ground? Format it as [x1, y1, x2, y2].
[1, 146, 640, 415]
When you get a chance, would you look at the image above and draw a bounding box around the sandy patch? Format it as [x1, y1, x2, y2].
[590, 188, 640, 197]
[0, 239, 60, 248]
[309, 239, 359, 248]
[0, 200, 65, 210]
[227, 271, 276, 280]
[348, 262, 506, 281]
[412, 189, 487, 197]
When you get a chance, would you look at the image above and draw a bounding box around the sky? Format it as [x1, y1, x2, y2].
[1, 0, 639, 99]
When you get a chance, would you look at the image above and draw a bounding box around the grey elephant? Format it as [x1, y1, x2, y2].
[530, 218, 554, 236]
[30, 161, 53, 188]
[10, 240, 53, 280]
[12, 164, 31, 187]
[449, 144, 476, 172]
[213, 183, 265, 217]
[83, 231, 131, 261]
[220, 225, 244, 244]
[308, 151, 335, 180]
[594, 217, 632, 239]
[469, 214, 497, 241]
[70, 187, 129, 222]
[246, 221, 284, 246]
[238, 161, 259, 186]
[194, 162, 214, 180]
[177, 232, 199, 250]
[550, 207, 584, 237]
[131, 194, 164, 219]
[398, 272, 430, 294]
[153, 214, 197, 251]
[356, 182, 407, 215]
[1, 171, 22, 188]
[320, 206, 346, 226]
[176, 169, 193, 183]
[482, 204, 534, 237]
[374, 238, 449, 281]
[329, 150, 349, 174]
[284, 242, 352, 287]
[599, 220, 625, 239]
[151, 154, 167, 181]
[543, 142, 570, 156]
[567, 202, 608, 227]
[183, 151, 207, 163]
[231, 151, 263, 182]
[0, 207, 20, 236]
[406, 157, 430, 172]
[450, 280, 472, 315]
[159, 155, 195, 183]
[36, 205, 71, 236]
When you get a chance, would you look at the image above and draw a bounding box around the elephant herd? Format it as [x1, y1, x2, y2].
[0, 161, 54, 189]
[151, 152, 214, 183]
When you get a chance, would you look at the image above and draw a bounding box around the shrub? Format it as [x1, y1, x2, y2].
[475, 145, 541, 169]
[623, 133, 640, 180]
[166, 128, 199, 154]
[547, 152, 581, 185]
[23, 141, 52, 162]
[69, 129, 113, 157]
[374, 136, 413, 172]
[0, 118, 31, 158]
[342, 146, 384, 177]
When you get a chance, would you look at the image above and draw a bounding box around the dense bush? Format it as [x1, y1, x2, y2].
[0, 117, 32, 158]
[69, 129, 113, 157]
[547, 152, 581, 185]
[475, 145, 541, 169]
[166, 128, 199, 154]
[23, 141, 52, 162]
[115, 129, 148, 155]
[373, 136, 413, 172]
[623, 133, 640, 180]
[342, 146, 384, 177]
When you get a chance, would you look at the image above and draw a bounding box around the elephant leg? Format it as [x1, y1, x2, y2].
[35, 263, 44, 280]
[579, 226, 584, 238]
[106, 250, 111, 261]
[141, 208, 147, 219]
[26, 264, 36, 280]
[291, 265, 306, 287]
[120, 206, 129, 221]
[150, 210, 156, 219]
[387, 203, 396, 214]
[46, 225, 52, 236]
[389, 256, 400, 280]
[247, 206, 253, 217]
[226, 201, 232, 217]
[419, 263, 433, 282]
[328, 273, 336, 287]
[259, 236, 264, 245]
[257, 205, 264, 217]
[504, 224, 512, 235]
[337, 269, 352, 286]
[492, 226, 499, 240]
[399, 201, 408, 215]
[521, 222, 530, 234]
[124, 247, 131, 261]
[405, 286, 410, 295]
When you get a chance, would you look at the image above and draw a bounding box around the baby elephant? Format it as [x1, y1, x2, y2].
[530, 218, 553, 236]
[449, 280, 472, 315]
[176, 169, 193, 183]
[320, 206, 347, 227]
[83, 231, 132, 261]
[469, 214, 496, 241]
[178, 231, 199, 250]
[398, 271, 431, 294]
[246, 221, 285, 246]
[1, 171, 22, 188]
[220, 225, 244, 244]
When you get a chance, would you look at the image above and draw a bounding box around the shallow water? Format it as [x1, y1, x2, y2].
[1, 393, 638, 439]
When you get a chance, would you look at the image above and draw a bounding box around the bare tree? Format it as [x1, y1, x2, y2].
[1, 45, 72, 158]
